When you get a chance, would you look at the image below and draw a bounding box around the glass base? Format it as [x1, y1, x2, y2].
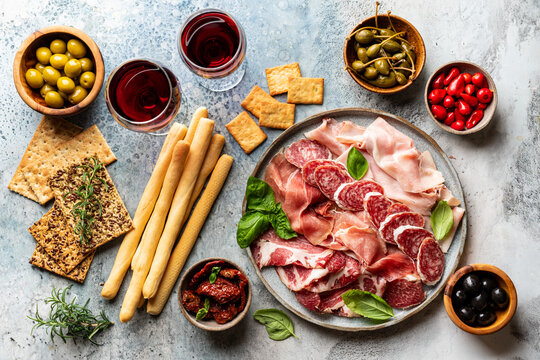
[148, 91, 190, 136]
[195, 59, 247, 92]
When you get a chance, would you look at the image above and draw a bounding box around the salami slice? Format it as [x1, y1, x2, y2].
[394, 225, 433, 258]
[358, 273, 387, 297]
[387, 203, 411, 216]
[302, 159, 344, 187]
[335, 180, 384, 211]
[379, 212, 424, 244]
[314, 165, 353, 200]
[285, 139, 332, 168]
[417, 237, 445, 285]
[383, 279, 426, 309]
[364, 192, 392, 227]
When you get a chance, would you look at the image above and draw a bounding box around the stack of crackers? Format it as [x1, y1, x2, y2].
[226, 62, 324, 154]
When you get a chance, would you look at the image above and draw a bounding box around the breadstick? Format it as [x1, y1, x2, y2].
[184, 107, 208, 145]
[143, 118, 214, 299]
[182, 134, 225, 225]
[137, 294, 145, 308]
[119, 141, 190, 322]
[101, 124, 187, 300]
[147, 155, 233, 315]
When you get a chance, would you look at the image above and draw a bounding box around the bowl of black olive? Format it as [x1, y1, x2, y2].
[444, 264, 517, 335]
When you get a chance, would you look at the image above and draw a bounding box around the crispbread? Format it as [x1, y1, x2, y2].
[49, 157, 133, 255]
[265, 62, 301, 95]
[241, 85, 279, 118]
[29, 244, 94, 283]
[287, 77, 324, 104]
[22, 125, 116, 204]
[8, 116, 82, 201]
[259, 101, 295, 129]
[225, 111, 267, 154]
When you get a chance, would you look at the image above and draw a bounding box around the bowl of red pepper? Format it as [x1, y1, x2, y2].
[425, 61, 497, 135]
[178, 257, 252, 331]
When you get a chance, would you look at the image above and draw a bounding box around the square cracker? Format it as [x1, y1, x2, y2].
[29, 245, 94, 284]
[265, 62, 301, 95]
[241, 85, 279, 118]
[8, 116, 82, 201]
[287, 77, 324, 104]
[226, 111, 267, 154]
[22, 125, 117, 204]
[259, 101, 295, 130]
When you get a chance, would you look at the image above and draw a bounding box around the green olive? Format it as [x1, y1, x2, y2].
[67, 39, 86, 58]
[45, 91, 64, 108]
[25, 68, 44, 89]
[79, 71, 96, 89]
[366, 44, 381, 58]
[395, 72, 408, 85]
[356, 48, 369, 63]
[363, 66, 378, 80]
[40, 84, 55, 98]
[35, 63, 46, 73]
[50, 39, 67, 54]
[351, 60, 365, 72]
[42, 66, 61, 86]
[353, 42, 361, 53]
[374, 59, 390, 76]
[49, 54, 69, 70]
[58, 91, 69, 101]
[64, 59, 82, 78]
[79, 57, 94, 72]
[379, 28, 395, 36]
[36, 47, 52, 65]
[68, 85, 88, 104]
[383, 40, 402, 53]
[368, 72, 397, 88]
[57, 76, 76, 94]
[393, 52, 407, 61]
[354, 29, 375, 45]
[65, 51, 75, 60]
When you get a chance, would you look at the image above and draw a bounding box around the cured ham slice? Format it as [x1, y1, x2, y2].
[394, 225, 433, 258]
[379, 212, 425, 244]
[358, 273, 387, 297]
[334, 180, 384, 211]
[295, 290, 321, 311]
[336, 121, 366, 144]
[251, 230, 334, 269]
[305, 118, 349, 156]
[276, 266, 329, 292]
[314, 165, 353, 200]
[366, 249, 419, 282]
[297, 284, 360, 317]
[383, 279, 426, 309]
[364, 192, 392, 228]
[417, 237, 445, 285]
[285, 139, 332, 168]
[334, 226, 386, 266]
[302, 159, 345, 187]
[305, 254, 361, 293]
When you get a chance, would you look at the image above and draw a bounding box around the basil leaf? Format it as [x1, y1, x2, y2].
[196, 298, 210, 320]
[209, 267, 221, 284]
[245, 176, 276, 212]
[236, 211, 271, 248]
[430, 200, 454, 241]
[341, 290, 394, 320]
[346, 147, 369, 180]
[253, 309, 298, 341]
[269, 203, 297, 240]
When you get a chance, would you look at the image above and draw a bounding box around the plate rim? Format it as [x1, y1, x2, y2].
[245, 107, 467, 331]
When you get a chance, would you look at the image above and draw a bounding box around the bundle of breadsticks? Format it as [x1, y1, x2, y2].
[101, 107, 234, 323]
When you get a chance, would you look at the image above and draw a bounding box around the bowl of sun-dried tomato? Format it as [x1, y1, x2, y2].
[178, 257, 252, 331]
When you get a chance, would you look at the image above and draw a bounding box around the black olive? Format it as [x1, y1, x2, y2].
[457, 306, 476, 325]
[481, 275, 498, 293]
[452, 289, 468, 306]
[477, 309, 497, 327]
[462, 273, 482, 296]
[491, 287, 509, 309]
[470, 291, 489, 311]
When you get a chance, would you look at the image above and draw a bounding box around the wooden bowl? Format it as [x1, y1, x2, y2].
[425, 61, 497, 135]
[444, 264, 517, 335]
[13, 25, 104, 116]
[178, 257, 252, 331]
[343, 14, 426, 94]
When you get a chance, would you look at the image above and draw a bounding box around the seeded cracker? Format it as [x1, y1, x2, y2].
[265, 62, 301, 95]
[226, 111, 267, 154]
[259, 101, 295, 129]
[29, 245, 95, 283]
[287, 77, 324, 104]
[241, 85, 279, 118]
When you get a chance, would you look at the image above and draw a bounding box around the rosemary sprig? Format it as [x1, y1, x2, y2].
[64, 157, 109, 244]
[28, 286, 113, 345]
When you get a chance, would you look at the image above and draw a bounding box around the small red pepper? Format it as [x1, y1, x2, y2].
[457, 100, 472, 116]
[443, 95, 455, 109]
[432, 73, 445, 89]
[464, 84, 476, 95]
[428, 89, 446, 105]
[471, 72, 488, 88]
[447, 76, 465, 96]
[466, 109, 484, 129]
[476, 102, 487, 110]
[444, 67, 461, 86]
[444, 111, 455, 126]
[431, 105, 447, 121]
[460, 93, 479, 107]
[454, 109, 466, 122]
[477, 88, 493, 104]
[451, 120, 465, 131]
[461, 73, 472, 84]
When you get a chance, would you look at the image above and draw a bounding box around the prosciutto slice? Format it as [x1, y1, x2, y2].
[305, 254, 361, 293]
[366, 248, 419, 282]
[297, 284, 360, 317]
[276, 266, 329, 292]
[305, 118, 349, 156]
[333, 226, 386, 266]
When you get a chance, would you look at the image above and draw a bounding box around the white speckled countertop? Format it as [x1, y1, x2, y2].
[0, 0, 539, 359]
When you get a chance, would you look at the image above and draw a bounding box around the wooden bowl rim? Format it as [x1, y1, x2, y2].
[343, 14, 426, 94]
[177, 257, 252, 331]
[443, 263, 517, 335]
[12, 25, 104, 116]
[424, 61, 498, 135]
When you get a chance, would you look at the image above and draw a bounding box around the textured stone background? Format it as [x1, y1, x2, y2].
[0, 0, 539, 359]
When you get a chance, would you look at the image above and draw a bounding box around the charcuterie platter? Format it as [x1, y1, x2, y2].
[245, 107, 467, 331]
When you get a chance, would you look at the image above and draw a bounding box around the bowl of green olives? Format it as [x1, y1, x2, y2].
[343, 6, 425, 94]
[444, 264, 517, 335]
[13, 25, 104, 116]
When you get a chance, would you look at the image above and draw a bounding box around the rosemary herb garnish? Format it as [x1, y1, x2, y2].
[64, 157, 109, 244]
[28, 286, 113, 345]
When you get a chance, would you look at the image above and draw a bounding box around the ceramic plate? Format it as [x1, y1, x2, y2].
[245, 108, 467, 331]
